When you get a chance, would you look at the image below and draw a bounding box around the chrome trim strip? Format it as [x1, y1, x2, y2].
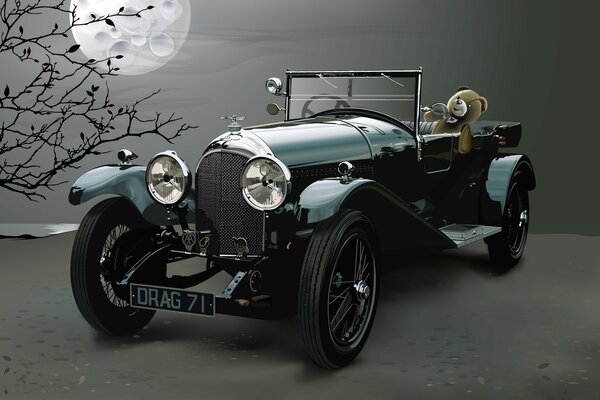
[195, 129, 274, 176]
[415, 67, 423, 161]
[196, 147, 253, 176]
[212, 254, 262, 259]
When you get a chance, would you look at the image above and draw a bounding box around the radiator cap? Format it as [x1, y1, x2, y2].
[220, 115, 246, 135]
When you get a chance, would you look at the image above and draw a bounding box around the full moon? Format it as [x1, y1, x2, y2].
[70, 0, 190, 75]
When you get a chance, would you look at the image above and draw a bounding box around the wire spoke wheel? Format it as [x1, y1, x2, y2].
[299, 210, 380, 369]
[100, 224, 131, 308]
[71, 198, 157, 336]
[327, 235, 376, 349]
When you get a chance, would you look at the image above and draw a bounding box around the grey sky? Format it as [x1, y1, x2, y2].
[1, 0, 598, 234]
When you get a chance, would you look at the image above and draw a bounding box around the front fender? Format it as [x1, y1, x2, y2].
[297, 178, 455, 250]
[481, 154, 535, 226]
[296, 178, 368, 224]
[69, 165, 195, 226]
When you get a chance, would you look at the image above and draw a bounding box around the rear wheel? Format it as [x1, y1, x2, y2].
[71, 198, 159, 336]
[299, 210, 380, 369]
[487, 175, 529, 269]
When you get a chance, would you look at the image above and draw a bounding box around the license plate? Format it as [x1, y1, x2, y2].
[130, 284, 215, 317]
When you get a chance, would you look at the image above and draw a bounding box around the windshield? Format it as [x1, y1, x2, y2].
[286, 70, 421, 127]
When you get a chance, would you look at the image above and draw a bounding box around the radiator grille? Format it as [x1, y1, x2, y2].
[196, 152, 264, 255]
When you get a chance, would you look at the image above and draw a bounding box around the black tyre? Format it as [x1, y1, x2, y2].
[299, 210, 380, 369]
[71, 198, 157, 336]
[487, 173, 529, 269]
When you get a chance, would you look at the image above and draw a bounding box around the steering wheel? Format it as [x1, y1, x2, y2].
[301, 95, 350, 118]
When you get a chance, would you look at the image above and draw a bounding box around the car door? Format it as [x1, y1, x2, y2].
[421, 132, 454, 173]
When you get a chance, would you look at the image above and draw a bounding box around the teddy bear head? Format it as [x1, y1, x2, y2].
[447, 86, 488, 124]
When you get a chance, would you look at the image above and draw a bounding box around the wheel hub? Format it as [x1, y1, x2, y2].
[354, 280, 370, 300]
[519, 210, 528, 227]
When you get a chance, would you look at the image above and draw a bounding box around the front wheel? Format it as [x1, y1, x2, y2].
[298, 210, 380, 369]
[71, 198, 159, 336]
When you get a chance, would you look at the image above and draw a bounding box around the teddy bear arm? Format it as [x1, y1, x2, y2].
[423, 111, 443, 123]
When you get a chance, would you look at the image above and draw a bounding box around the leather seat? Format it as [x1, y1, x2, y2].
[404, 121, 472, 154]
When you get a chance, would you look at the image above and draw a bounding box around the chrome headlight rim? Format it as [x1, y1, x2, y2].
[146, 150, 191, 206]
[241, 155, 291, 211]
[265, 77, 284, 96]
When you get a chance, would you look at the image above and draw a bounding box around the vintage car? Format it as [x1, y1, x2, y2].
[69, 69, 535, 369]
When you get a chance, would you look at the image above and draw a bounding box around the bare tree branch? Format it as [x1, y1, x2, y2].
[0, 0, 195, 200]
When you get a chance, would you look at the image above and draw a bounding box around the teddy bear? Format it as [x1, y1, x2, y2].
[423, 87, 488, 154]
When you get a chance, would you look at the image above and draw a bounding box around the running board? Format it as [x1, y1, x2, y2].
[439, 224, 501, 248]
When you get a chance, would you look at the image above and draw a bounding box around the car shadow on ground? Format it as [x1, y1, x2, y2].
[89, 306, 308, 363]
[81, 242, 520, 377]
[379, 246, 506, 297]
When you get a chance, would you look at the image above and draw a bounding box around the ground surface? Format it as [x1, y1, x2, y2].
[0, 233, 599, 400]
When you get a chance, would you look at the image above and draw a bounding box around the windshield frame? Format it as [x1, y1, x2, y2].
[284, 69, 423, 140]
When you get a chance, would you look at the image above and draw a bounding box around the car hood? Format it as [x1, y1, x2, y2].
[243, 118, 371, 168]
[247, 114, 418, 167]
[204, 115, 416, 168]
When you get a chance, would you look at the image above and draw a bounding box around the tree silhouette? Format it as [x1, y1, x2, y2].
[0, 0, 195, 200]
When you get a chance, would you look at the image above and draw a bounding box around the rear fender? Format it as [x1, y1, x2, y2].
[68, 165, 195, 226]
[481, 154, 535, 226]
[296, 178, 455, 250]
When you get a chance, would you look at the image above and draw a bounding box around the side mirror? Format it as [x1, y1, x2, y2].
[427, 102, 449, 117]
[265, 77, 285, 96]
[421, 103, 448, 117]
[266, 103, 285, 116]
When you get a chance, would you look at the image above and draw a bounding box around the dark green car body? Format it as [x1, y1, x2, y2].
[69, 70, 535, 319]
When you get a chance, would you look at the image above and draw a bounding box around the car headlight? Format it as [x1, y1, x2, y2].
[241, 156, 291, 211]
[146, 151, 191, 205]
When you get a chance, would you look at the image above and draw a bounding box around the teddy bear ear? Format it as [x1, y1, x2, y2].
[457, 86, 470, 92]
[480, 96, 488, 113]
